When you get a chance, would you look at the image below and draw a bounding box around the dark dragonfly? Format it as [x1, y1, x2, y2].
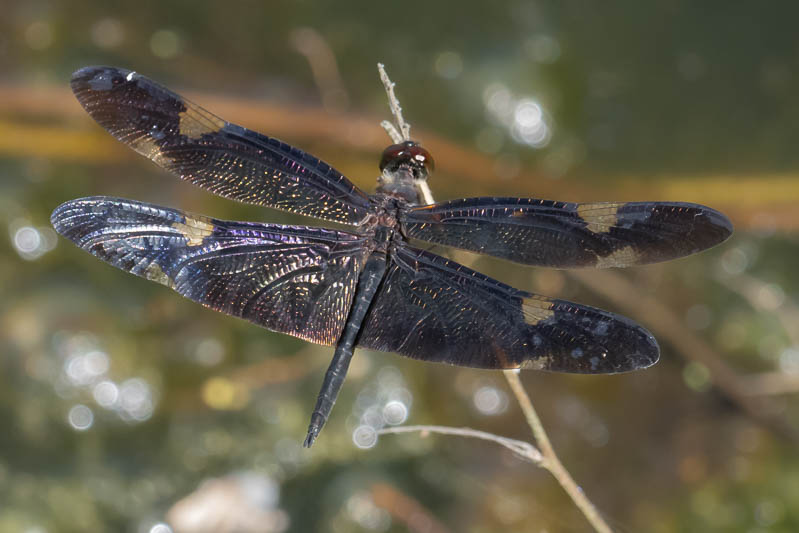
[52, 66, 733, 447]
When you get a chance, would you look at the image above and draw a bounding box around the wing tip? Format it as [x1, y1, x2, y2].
[606, 318, 660, 373]
[668, 202, 733, 250]
[629, 328, 660, 371]
[51, 196, 117, 236]
[50, 198, 82, 235]
[586, 324, 660, 375]
[704, 206, 734, 245]
[535, 308, 661, 375]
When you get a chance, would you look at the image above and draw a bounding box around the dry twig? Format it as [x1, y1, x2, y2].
[503, 370, 613, 533]
[377, 424, 542, 463]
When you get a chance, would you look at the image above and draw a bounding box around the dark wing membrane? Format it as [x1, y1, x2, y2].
[71, 66, 372, 225]
[51, 197, 369, 345]
[402, 197, 733, 268]
[358, 246, 659, 373]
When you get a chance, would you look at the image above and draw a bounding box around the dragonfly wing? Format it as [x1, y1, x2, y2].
[403, 197, 732, 268]
[52, 197, 370, 344]
[71, 66, 373, 225]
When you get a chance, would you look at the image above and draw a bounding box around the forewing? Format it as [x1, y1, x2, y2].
[402, 197, 733, 268]
[71, 66, 373, 225]
[51, 197, 369, 345]
[358, 246, 659, 373]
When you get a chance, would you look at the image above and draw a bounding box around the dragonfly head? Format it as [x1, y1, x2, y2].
[377, 141, 434, 203]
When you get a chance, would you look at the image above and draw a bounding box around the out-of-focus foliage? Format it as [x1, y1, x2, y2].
[1, 1, 798, 532]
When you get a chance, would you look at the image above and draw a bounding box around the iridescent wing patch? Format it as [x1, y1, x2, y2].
[52, 197, 369, 345]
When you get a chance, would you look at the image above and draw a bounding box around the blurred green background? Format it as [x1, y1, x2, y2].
[2, 1, 799, 532]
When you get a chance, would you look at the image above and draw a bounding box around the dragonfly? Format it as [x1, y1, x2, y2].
[52, 66, 733, 447]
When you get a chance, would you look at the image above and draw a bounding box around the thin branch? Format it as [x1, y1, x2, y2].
[380, 119, 404, 145]
[415, 179, 435, 205]
[377, 425, 543, 463]
[504, 370, 614, 533]
[377, 63, 411, 141]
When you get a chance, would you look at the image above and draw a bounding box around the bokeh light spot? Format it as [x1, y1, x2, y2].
[10, 219, 57, 261]
[91, 18, 124, 48]
[352, 425, 378, 449]
[434, 51, 463, 79]
[473, 385, 508, 415]
[757, 283, 785, 310]
[119, 378, 155, 421]
[346, 492, 391, 531]
[202, 377, 250, 410]
[382, 400, 408, 425]
[720, 247, 750, 275]
[683, 362, 711, 392]
[754, 499, 784, 526]
[14, 226, 40, 254]
[93, 380, 119, 408]
[150, 29, 181, 59]
[193, 337, 225, 366]
[484, 85, 552, 149]
[68, 404, 94, 431]
[25, 21, 54, 50]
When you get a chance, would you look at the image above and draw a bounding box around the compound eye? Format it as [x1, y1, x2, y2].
[379, 142, 410, 172]
[379, 141, 435, 176]
[409, 144, 435, 175]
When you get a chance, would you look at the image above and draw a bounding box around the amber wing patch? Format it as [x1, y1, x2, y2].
[577, 203, 620, 234]
[595, 245, 639, 269]
[173, 216, 215, 246]
[144, 262, 172, 287]
[521, 295, 555, 325]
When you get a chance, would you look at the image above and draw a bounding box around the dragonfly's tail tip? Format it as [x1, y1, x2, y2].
[303, 427, 319, 448]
